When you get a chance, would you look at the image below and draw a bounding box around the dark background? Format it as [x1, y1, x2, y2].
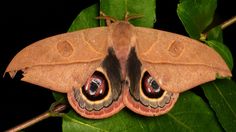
[0, 0, 235, 131]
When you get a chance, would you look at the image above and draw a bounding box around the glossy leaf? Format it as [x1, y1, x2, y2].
[177, 0, 217, 39]
[62, 92, 222, 132]
[201, 79, 236, 132]
[68, 4, 99, 31]
[205, 40, 233, 70]
[207, 26, 223, 42]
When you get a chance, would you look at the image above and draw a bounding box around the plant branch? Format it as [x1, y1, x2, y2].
[5, 103, 67, 132]
[221, 16, 236, 30]
[201, 15, 236, 41]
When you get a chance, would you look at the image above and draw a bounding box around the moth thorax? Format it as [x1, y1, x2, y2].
[111, 22, 134, 79]
[112, 22, 133, 51]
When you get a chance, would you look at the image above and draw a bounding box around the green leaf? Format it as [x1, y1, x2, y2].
[100, 0, 156, 27]
[62, 92, 221, 132]
[68, 4, 99, 32]
[201, 79, 236, 132]
[177, 0, 217, 39]
[207, 26, 223, 42]
[205, 40, 233, 70]
[53, 92, 66, 102]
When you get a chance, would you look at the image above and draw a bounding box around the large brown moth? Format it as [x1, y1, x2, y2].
[5, 14, 232, 119]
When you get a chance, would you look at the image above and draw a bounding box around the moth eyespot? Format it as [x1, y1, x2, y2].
[82, 71, 109, 101]
[141, 72, 164, 98]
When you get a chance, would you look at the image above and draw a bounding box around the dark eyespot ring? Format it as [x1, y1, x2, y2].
[141, 72, 164, 98]
[82, 71, 109, 101]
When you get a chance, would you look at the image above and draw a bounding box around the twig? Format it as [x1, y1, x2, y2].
[221, 16, 236, 30]
[201, 15, 236, 41]
[5, 104, 67, 132]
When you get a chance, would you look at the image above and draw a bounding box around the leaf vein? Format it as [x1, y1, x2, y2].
[137, 119, 145, 131]
[167, 113, 192, 131]
[213, 82, 236, 118]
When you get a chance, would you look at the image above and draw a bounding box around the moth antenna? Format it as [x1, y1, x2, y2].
[96, 11, 117, 26]
[124, 12, 143, 22]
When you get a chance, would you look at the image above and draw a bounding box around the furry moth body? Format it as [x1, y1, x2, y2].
[5, 20, 231, 119]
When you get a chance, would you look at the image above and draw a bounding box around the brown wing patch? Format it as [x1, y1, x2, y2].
[57, 40, 74, 57]
[82, 28, 109, 54]
[168, 40, 185, 57]
[21, 61, 101, 93]
[135, 27, 158, 54]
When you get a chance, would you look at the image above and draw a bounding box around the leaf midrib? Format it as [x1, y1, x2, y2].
[167, 113, 193, 131]
[213, 82, 236, 118]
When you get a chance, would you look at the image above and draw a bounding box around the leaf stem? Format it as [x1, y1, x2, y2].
[221, 16, 236, 30]
[5, 104, 67, 132]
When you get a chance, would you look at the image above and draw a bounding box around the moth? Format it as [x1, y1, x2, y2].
[5, 14, 231, 119]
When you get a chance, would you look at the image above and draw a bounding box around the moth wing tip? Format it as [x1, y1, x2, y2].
[3, 70, 17, 78]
